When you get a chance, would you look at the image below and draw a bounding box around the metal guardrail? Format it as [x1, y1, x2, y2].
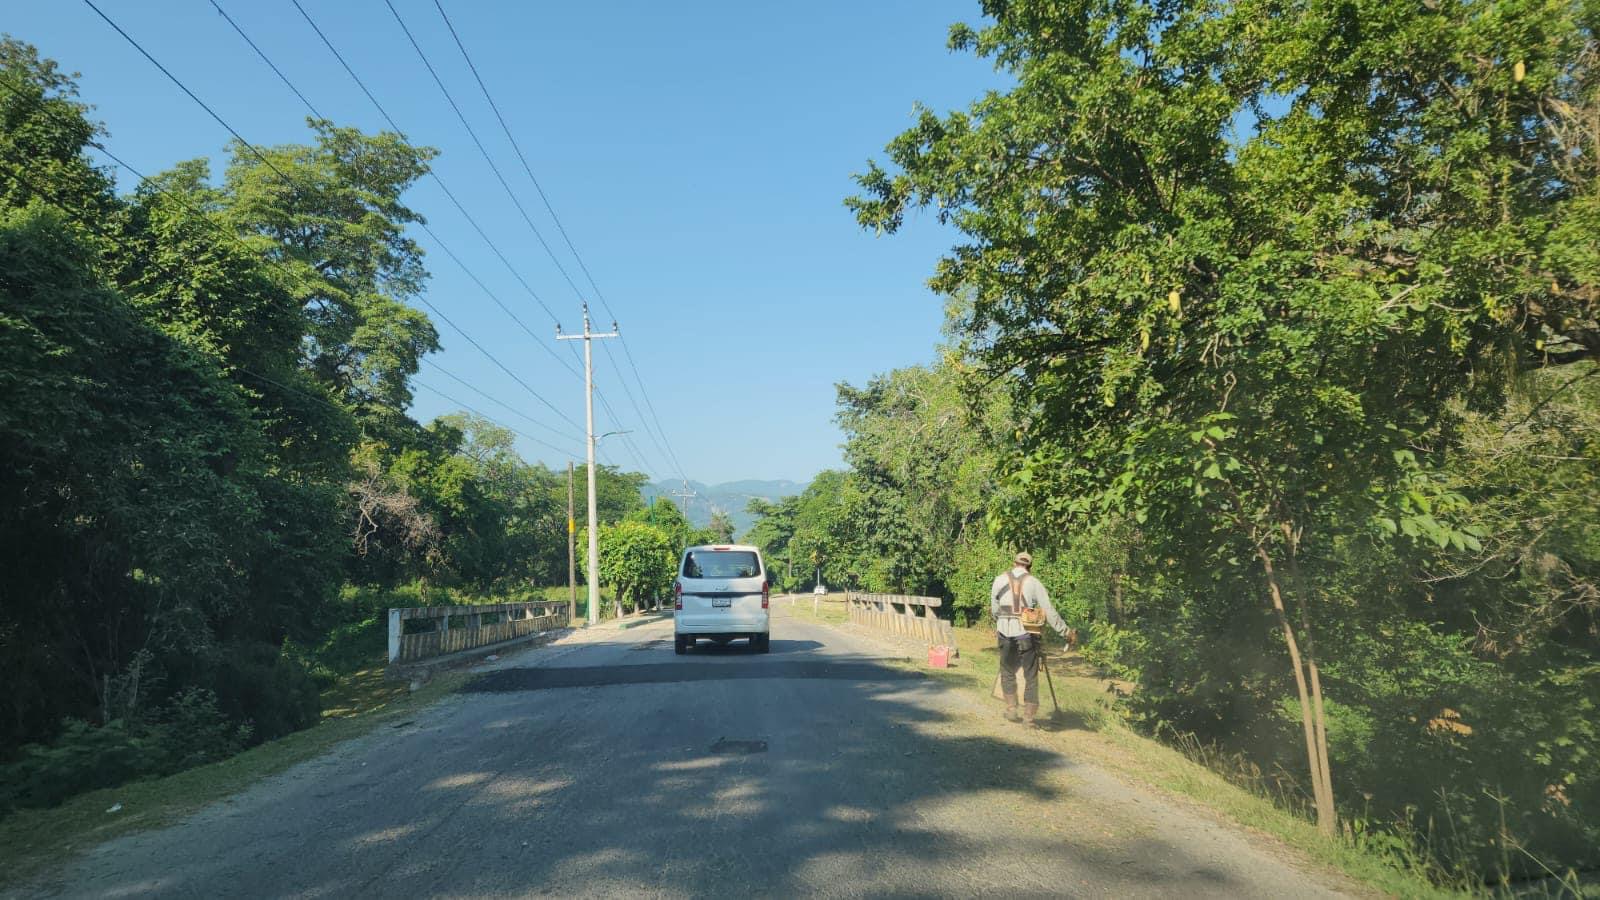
[845, 592, 955, 646]
[387, 601, 569, 664]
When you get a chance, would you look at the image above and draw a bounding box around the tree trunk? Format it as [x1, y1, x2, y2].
[1257, 545, 1337, 836]
[1281, 522, 1336, 833]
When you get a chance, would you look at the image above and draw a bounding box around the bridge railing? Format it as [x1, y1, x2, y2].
[845, 592, 955, 647]
[387, 601, 569, 664]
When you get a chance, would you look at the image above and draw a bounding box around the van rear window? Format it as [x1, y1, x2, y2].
[682, 550, 761, 579]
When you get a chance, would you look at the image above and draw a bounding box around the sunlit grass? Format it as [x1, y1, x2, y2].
[317, 665, 412, 720]
[780, 593, 849, 626]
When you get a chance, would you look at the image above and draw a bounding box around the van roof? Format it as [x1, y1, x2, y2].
[681, 544, 761, 554]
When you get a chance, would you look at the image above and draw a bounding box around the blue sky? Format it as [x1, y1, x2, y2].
[9, 1, 1006, 484]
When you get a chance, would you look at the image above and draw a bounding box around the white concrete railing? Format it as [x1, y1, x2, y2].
[845, 592, 955, 647]
[387, 601, 569, 664]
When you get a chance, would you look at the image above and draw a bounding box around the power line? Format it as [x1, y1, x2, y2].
[430, 0, 596, 297]
[593, 391, 651, 473]
[372, 2, 669, 477]
[374, 1, 627, 460]
[206, 0, 323, 121]
[82, 0, 291, 186]
[78, 2, 582, 437]
[0, 87, 581, 469]
[599, 341, 676, 476]
[422, 357, 573, 440]
[86, 140, 586, 442]
[408, 291, 581, 431]
[0, 147, 338, 422]
[274, 2, 658, 474]
[415, 219, 579, 380]
[281, 0, 579, 371]
[381, 0, 586, 302]
[243, 367, 578, 466]
[424, 1, 692, 486]
[616, 337, 691, 481]
[413, 381, 578, 459]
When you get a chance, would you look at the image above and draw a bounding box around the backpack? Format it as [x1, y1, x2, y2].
[1006, 571, 1046, 634]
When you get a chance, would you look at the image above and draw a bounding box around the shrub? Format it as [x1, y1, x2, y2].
[1080, 623, 1146, 683]
[197, 643, 320, 744]
[0, 688, 249, 812]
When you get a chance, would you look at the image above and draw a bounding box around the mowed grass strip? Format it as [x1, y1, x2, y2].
[788, 602, 1457, 899]
[0, 667, 466, 892]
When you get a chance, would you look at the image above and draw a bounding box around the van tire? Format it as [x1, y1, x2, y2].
[674, 635, 688, 655]
[754, 634, 770, 653]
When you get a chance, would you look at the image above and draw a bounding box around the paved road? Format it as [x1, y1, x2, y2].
[27, 607, 1347, 898]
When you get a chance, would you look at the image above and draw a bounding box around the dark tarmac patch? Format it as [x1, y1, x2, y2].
[710, 738, 767, 755]
[462, 660, 921, 694]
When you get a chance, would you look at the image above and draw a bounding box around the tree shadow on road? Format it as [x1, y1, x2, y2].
[66, 652, 1316, 897]
[678, 638, 827, 656]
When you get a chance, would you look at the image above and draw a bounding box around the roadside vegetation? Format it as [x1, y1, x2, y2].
[0, 670, 467, 892]
[0, 38, 689, 817]
[748, 0, 1600, 890]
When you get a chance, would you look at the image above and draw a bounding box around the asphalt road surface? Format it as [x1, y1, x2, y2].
[25, 606, 1348, 898]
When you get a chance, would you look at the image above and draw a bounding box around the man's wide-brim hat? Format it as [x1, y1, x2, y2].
[1014, 551, 1033, 567]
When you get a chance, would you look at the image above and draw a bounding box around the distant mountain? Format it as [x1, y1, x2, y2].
[641, 479, 808, 535]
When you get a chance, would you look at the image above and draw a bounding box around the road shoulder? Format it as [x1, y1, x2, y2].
[0, 623, 609, 896]
[777, 605, 1392, 898]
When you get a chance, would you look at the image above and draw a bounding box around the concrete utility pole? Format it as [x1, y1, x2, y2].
[567, 461, 577, 623]
[669, 482, 697, 528]
[556, 302, 619, 626]
[596, 430, 631, 617]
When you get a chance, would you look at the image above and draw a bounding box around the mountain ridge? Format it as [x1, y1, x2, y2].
[640, 478, 808, 534]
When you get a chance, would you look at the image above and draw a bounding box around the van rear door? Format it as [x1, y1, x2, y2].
[678, 548, 765, 627]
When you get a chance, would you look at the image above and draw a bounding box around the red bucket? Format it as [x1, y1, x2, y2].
[927, 645, 950, 668]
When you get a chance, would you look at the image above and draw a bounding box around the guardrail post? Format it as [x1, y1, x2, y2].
[841, 593, 951, 647]
[388, 608, 401, 663]
[384, 601, 574, 668]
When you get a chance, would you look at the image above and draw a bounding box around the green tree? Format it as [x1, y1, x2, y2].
[217, 120, 439, 424]
[575, 464, 648, 529]
[0, 40, 114, 227]
[744, 496, 799, 590]
[628, 498, 692, 556]
[836, 358, 1010, 600]
[708, 510, 736, 543]
[597, 521, 675, 616]
[0, 44, 336, 753]
[787, 471, 871, 591]
[850, 0, 1595, 842]
[0, 202, 295, 747]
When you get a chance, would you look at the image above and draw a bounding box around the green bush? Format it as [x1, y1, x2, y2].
[198, 644, 320, 745]
[0, 689, 249, 811]
[1080, 624, 1146, 682]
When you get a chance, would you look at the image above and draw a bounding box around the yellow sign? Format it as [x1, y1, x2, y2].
[568, 518, 575, 533]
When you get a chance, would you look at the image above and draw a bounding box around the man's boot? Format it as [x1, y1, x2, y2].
[1003, 693, 1021, 722]
[1022, 702, 1040, 728]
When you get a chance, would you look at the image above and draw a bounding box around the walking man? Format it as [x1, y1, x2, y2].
[991, 552, 1069, 726]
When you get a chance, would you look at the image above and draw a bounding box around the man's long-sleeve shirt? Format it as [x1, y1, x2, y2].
[990, 567, 1068, 638]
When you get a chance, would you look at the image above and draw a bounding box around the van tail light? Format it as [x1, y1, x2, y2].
[762, 582, 770, 609]
[673, 580, 683, 611]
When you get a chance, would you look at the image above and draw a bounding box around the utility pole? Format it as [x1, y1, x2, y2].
[556, 302, 619, 626]
[669, 481, 697, 529]
[567, 461, 576, 624]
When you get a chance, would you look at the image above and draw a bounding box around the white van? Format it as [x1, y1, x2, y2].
[673, 544, 770, 654]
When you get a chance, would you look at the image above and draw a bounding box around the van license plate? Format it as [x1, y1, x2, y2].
[712, 598, 732, 607]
